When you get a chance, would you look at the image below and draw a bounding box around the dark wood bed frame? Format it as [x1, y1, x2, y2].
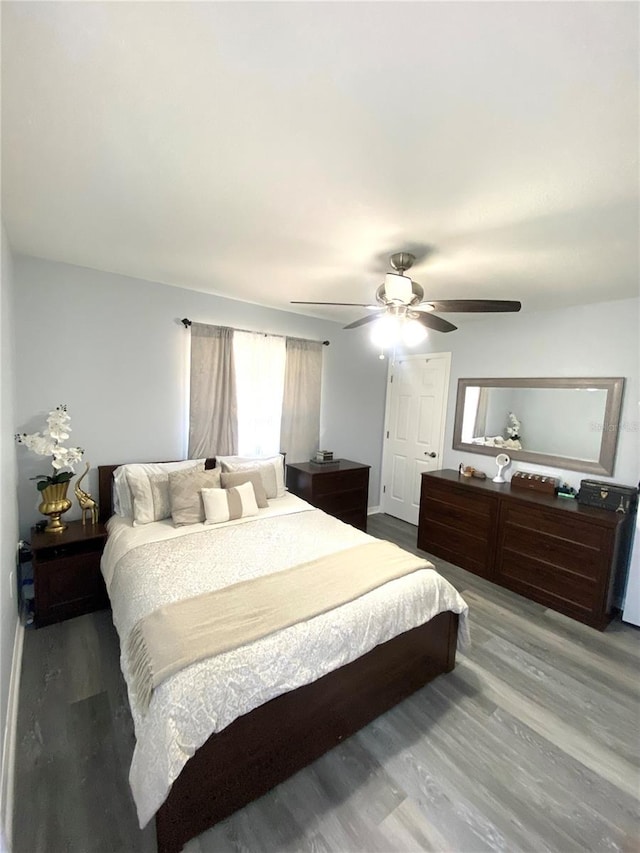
[98, 462, 460, 853]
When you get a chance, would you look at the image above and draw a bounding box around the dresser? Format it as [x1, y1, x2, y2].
[418, 469, 633, 630]
[286, 459, 370, 531]
[31, 520, 109, 627]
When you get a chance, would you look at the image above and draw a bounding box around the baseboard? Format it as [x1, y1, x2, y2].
[367, 506, 381, 515]
[0, 619, 24, 851]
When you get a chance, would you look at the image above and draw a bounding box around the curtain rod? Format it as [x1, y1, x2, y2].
[181, 318, 330, 346]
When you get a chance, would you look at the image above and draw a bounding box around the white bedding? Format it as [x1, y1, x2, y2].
[101, 495, 469, 827]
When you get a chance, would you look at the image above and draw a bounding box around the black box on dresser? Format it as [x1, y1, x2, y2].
[418, 469, 635, 630]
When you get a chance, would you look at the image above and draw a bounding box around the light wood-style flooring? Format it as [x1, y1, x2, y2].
[12, 513, 640, 853]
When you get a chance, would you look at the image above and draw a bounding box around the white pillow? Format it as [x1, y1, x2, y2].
[202, 481, 259, 525]
[112, 459, 205, 519]
[217, 454, 285, 499]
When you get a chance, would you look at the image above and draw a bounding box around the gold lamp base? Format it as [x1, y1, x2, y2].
[38, 482, 73, 533]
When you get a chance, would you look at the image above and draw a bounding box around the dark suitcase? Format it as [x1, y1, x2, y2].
[578, 479, 639, 514]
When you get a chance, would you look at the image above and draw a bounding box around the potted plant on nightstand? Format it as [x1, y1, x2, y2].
[15, 404, 84, 533]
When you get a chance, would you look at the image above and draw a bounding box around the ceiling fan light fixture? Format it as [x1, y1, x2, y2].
[402, 318, 428, 346]
[384, 273, 413, 304]
[370, 313, 401, 348]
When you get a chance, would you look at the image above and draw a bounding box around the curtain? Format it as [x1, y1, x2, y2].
[280, 338, 323, 463]
[188, 324, 238, 458]
[233, 330, 286, 457]
[474, 387, 489, 438]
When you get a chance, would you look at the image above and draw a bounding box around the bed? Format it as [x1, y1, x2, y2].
[98, 459, 469, 853]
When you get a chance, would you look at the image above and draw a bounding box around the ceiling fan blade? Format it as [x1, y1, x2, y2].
[415, 312, 457, 333]
[291, 301, 375, 307]
[422, 299, 522, 313]
[343, 312, 384, 330]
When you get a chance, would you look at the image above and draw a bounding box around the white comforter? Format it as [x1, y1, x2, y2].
[101, 495, 469, 827]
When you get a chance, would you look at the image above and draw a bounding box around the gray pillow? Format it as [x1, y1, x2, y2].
[220, 470, 268, 508]
[169, 467, 222, 526]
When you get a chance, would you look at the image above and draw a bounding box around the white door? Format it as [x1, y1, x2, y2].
[381, 353, 450, 525]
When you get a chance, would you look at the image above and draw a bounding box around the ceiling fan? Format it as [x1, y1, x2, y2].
[291, 252, 521, 338]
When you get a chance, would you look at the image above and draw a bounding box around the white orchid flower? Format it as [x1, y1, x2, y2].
[15, 405, 85, 484]
[18, 432, 56, 456]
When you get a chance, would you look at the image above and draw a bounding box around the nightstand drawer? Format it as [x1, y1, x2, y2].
[314, 488, 367, 515]
[34, 551, 108, 626]
[312, 469, 368, 497]
[337, 508, 368, 530]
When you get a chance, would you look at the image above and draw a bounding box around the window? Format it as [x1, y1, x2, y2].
[188, 323, 323, 464]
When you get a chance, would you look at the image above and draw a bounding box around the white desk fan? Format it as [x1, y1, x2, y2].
[493, 453, 511, 484]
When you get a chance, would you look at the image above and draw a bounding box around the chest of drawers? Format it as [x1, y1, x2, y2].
[286, 459, 370, 531]
[418, 469, 633, 629]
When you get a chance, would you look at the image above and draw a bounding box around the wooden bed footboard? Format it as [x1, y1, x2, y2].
[155, 610, 459, 853]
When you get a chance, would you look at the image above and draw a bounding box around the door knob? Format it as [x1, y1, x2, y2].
[425, 452, 437, 458]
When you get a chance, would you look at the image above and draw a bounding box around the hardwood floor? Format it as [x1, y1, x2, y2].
[12, 513, 640, 853]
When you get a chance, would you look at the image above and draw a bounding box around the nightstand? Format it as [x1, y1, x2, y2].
[286, 459, 370, 531]
[30, 519, 109, 628]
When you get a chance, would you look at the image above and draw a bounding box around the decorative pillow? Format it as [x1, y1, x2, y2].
[217, 455, 285, 499]
[113, 459, 205, 518]
[168, 467, 222, 526]
[202, 481, 259, 525]
[127, 468, 197, 526]
[220, 470, 268, 508]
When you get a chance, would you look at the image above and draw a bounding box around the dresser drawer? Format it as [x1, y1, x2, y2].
[420, 494, 495, 539]
[497, 550, 597, 614]
[422, 479, 496, 521]
[419, 518, 493, 578]
[501, 503, 608, 551]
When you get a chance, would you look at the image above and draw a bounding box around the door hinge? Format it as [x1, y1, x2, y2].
[390, 375, 393, 383]
[383, 485, 386, 493]
[386, 430, 389, 439]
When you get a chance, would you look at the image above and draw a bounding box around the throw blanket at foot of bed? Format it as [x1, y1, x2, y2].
[128, 539, 433, 711]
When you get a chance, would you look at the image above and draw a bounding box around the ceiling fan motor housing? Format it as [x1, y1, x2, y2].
[389, 252, 416, 274]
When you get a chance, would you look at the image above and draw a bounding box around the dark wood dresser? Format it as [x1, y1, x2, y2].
[286, 459, 370, 531]
[418, 469, 634, 630]
[31, 520, 109, 627]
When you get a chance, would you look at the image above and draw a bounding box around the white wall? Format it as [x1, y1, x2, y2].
[0, 224, 19, 844]
[13, 256, 388, 534]
[411, 297, 639, 488]
[13, 255, 639, 527]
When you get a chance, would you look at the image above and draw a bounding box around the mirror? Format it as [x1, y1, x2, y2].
[453, 377, 625, 475]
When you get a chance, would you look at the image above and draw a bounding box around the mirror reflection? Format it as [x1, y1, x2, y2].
[453, 378, 624, 475]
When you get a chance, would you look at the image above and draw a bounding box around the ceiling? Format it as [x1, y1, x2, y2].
[2, 2, 638, 325]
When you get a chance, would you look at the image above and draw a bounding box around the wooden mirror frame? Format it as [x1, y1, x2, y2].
[452, 377, 625, 476]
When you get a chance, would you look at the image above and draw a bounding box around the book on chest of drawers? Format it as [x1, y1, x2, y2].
[285, 459, 370, 531]
[418, 469, 634, 630]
